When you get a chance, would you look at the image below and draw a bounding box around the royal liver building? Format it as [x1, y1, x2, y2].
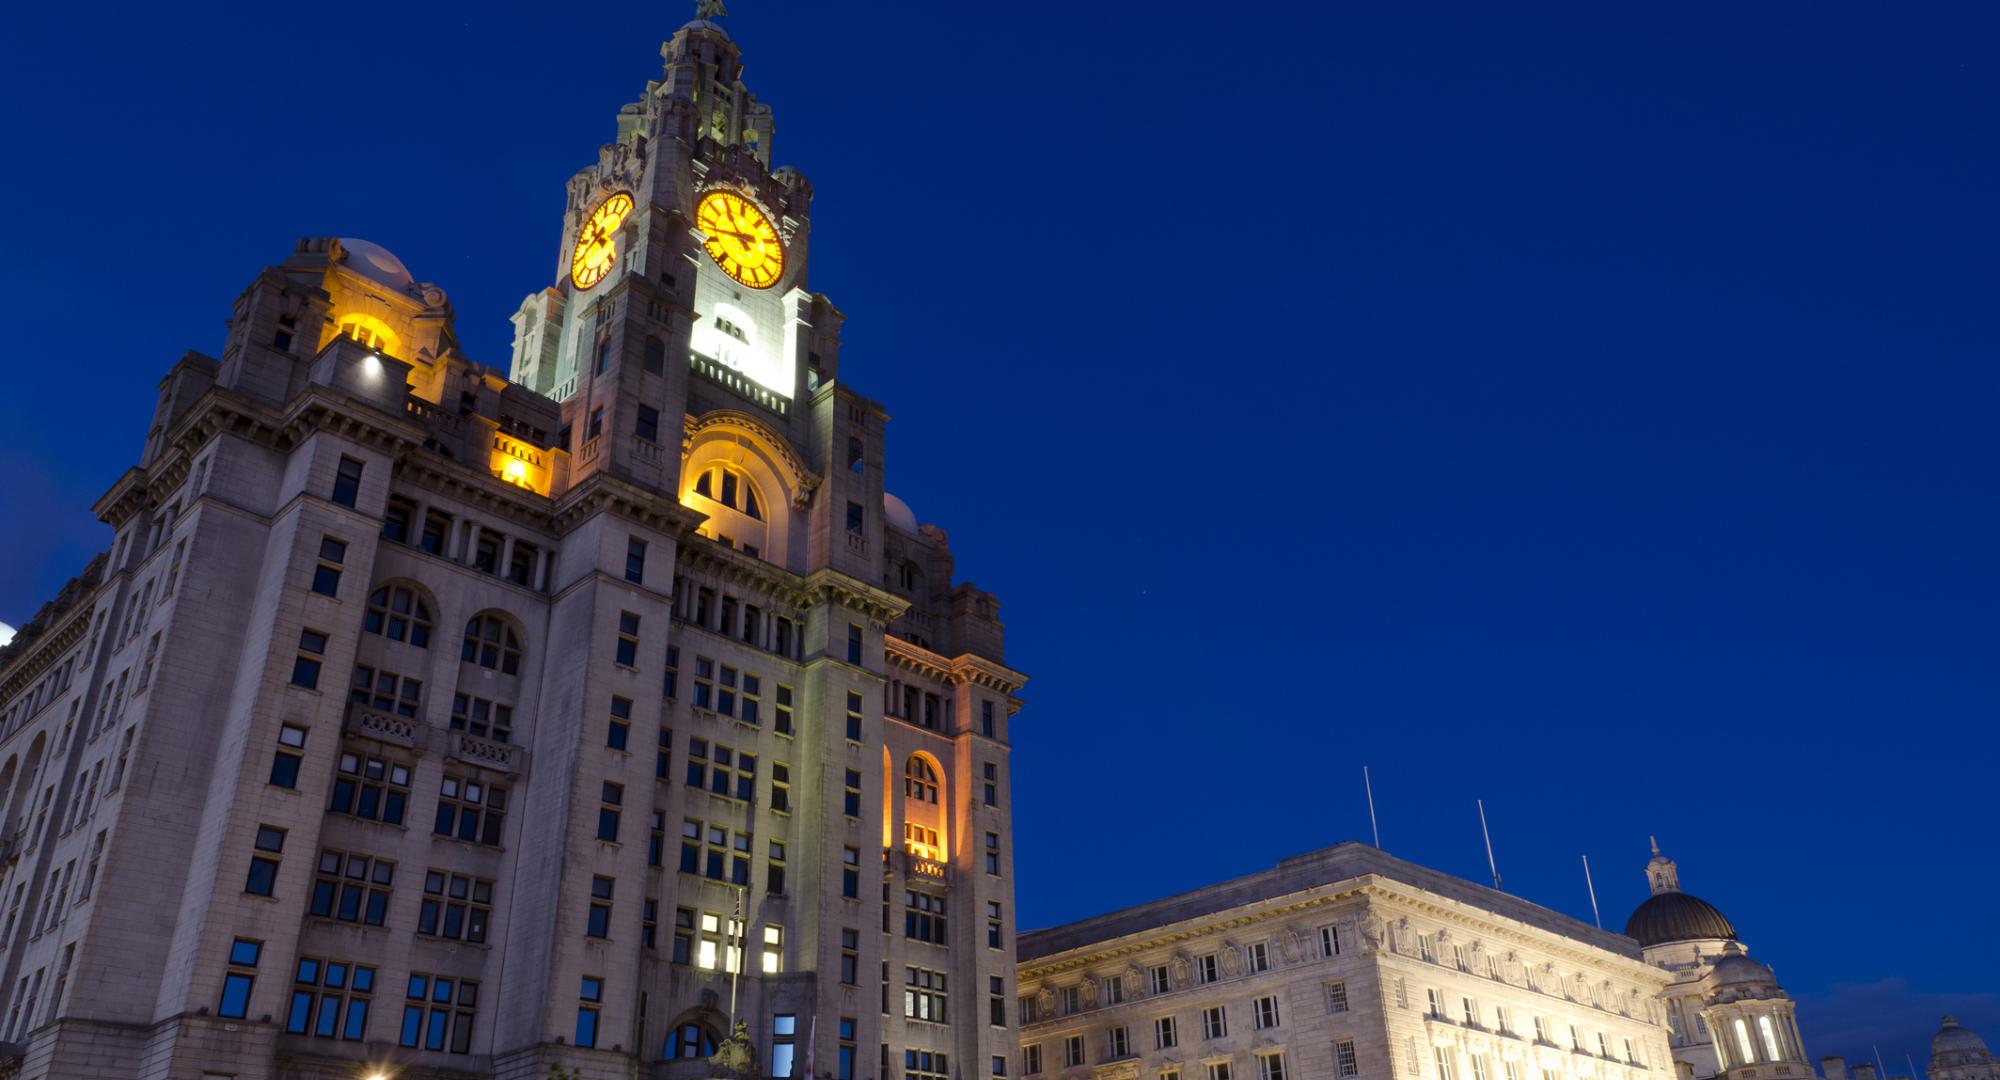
[0, 8, 1024, 1078]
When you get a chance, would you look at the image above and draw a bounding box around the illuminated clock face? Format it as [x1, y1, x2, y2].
[570, 192, 634, 290]
[696, 190, 785, 289]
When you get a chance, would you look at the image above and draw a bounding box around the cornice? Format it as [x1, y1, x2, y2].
[802, 568, 907, 627]
[0, 598, 97, 702]
[885, 637, 1027, 695]
[678, 538, 816, 611]
[1020, 877, 1663, 992]
[550, 472, 708, 539]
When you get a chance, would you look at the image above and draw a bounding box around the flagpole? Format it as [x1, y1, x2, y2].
[728, 883, 746, 1027]
[1582, 855, 1602, 929]
[1364, 766, 1381, 848]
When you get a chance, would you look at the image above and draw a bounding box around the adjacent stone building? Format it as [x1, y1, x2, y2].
[1017, 844, 1673, 1080]
[0, 8, 1023, 1079]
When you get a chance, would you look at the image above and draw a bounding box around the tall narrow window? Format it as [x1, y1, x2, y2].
[219, 939, 263, 1019]
[626, 537, 648, 582]
[331, 457, 364, 507]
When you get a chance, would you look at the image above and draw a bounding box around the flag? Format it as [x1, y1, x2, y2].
[804, 1013, 817, 1079]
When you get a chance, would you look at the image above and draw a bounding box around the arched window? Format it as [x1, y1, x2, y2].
[364, 584, 433, 647]
[904, 756, 939, 803]
[692, 465, 763, 520]
[1758, 1016, 1782, 1061]
[461, 615, 522, 676]
[665, 1021, 720, 1060]
[1734, 1018, 1756, 1063]
[335, 314, 399, 354]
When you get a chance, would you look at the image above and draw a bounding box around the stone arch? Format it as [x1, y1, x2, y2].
[902, 750, 948, 859]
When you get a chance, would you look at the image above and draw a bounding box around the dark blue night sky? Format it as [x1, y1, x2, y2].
[2, 2, 1994, 1069]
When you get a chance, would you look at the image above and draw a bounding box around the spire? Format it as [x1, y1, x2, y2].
[1646, 838, 1681, 895]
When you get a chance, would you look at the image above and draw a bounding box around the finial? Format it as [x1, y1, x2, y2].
[1650, 835, 1660, 856]
[695, 0, 729, 18]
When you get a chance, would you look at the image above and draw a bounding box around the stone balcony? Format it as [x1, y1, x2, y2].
[905, 849, 949, 887]
[343, 703, 425, 751]
[445, 729, 526, 777]
[342, 703, 527, 777]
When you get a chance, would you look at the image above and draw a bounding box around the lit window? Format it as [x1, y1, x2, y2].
[691, 464, 764, 519]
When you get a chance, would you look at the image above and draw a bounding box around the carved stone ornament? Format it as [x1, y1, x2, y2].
[1362, 916, 1387, 955]
[707, 1019, 756, 1078]
[1126, 965, 1147, 998]
[1171, 954, 1192, 989]
[1036, 987, 1055, 1016]
[1281, 927, 1305, 963]
[1219, 945, 1243, 978]
[1080, 979, 1099, 1010]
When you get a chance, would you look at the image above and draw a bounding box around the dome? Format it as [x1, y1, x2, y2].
[334, 238, 415, 292]
[883, 492, 919, 535]
[1625, 890, 1737, 947]
[1933, 1017, 1994, 1061]
[1708, 948, 1773, 989]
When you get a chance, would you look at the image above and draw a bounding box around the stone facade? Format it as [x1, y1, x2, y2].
[0, 9, 1023, 1080]
[1017, 844, 1672, 1080]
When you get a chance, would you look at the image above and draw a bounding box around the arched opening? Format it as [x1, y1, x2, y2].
[901, 752, 947, 861]
[460, 612, 523, 676]
[363, 581, 435, 648]
[334, 313, 401, 356]
[663, 1015, 724, 1060]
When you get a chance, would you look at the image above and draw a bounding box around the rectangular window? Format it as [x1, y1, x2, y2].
[311, 536, 346, 596]
[1209, 1063, 1233, 1080]
[218, 938, 262, 1019]
[399, 973, 478, 1054]
[663, 645, 679, 700]
[308, 848, 395, 926]
[981, 699, 995, 737]
[983, 762, 999, 806]
[1471, 1057, 1491, 1080]
[904, 891, 947, 944]
[587, 407, 604, 441]
[1154, 1016, 1178, 1049]
[1253, 994, 1281, 1030]
[840, 928, 860, 984]
[1428, 988, 1446, 1018]
[331, 456, 364, 507]
[1104, 975, 1125, 1004]
[904, 966, 949, 1022]
[1202, 1005, 1227, 1040]
[842, 846, 860, 898]
[285, 956, 375, 1041]
[636, 404, 661, 442]
[587, 875, 613, 938]
[1436, 1049, 1457, 1080]
[839, 1017, 858, 1080]
[771, 762, 791, 813]
[433, 773, 507, 846]
[419, 510, 451, 554]
[245, 824, 285, 896]
[1496, 1006, 1512, 1034]
[417, 870, 493, 943]
[985, 832, 1001, 875]
[846, 691, 864, 741]
[674, 908, 696, 965]
[1463, 995, 1478, 1025]
[608, 695, 631, 750]
[1247, 940, 1270, 973]
[615, 611, 640, 667]
[649, 810, 665, 867]
[657, 725, 673, 779]
[329, 752, 412, 826]
[292, 628, 328, 688]
[844, 769, 862, 817]
[348, 664, 424, 718]
[1150, 964, 1171, 995]
[626, 537, 647, 582]
[1108, 1026, 1131, 1059]
[269, 723, 307, 788]
[1327, 980, 1349, 1013]
[1063, 1035, 1085, 1068]
[987, 901, 1004, 949]
[1197, 953, 1218, 984]
[1336, 1040, 1359, 1078]
[598, 782, 623, 842]
[767, 840, 787, 894]
[846, 500, 865, 534]
[1257, 1054, 1288, 1080]
[990, 975, 1007, 1027]
[774, 683, 795, 735]
[1321, 924, 1341, 957]
[846, 623, 863, 664]
[1024, 1046, 1043, 1076]
[576, 976, 602, 1048]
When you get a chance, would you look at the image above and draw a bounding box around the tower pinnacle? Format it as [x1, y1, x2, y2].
[1646, 838, 1682, 895]
[696, 0, 729, 19]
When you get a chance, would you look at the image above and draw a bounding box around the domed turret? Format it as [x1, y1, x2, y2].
[1625, 838, 1738, 948]
[1931, 1017, 1998, 1080]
